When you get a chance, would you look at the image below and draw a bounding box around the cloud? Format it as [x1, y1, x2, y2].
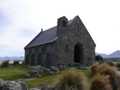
[0, 0, 120, 56]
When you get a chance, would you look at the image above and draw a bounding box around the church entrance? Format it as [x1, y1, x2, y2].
[74, 43, 83, 64]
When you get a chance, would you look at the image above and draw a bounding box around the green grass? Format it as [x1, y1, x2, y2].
[0, 65, 29, 80]
[26, 74, 60, 88]
[26, 68, 91, 88]
[0, 65, 91, 88]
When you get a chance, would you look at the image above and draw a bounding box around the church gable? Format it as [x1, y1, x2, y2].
[25, 15, 96, 66]
[56, 16, 95, 47]
[72, 16, 95, 46]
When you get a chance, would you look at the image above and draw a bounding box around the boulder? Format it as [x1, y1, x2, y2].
[0, 80, 28, 90]
[43, 68, 55, 75]
[29, 65, 45, 77]
[30, 85, 55, 90]
[57, 64, 66, 70]
[49, 66, 59, 72]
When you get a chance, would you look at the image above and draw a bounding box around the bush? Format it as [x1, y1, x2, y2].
[1, 61, 9, 68]
[91, 74, 113, 90]
[90, 63, 120, 90]
[91, 63, 116, 77]
[95, 55, 104, 63]
[90, 63, 99, 76]
[55, 69, 88, 90]
[13, 61, 19, 65]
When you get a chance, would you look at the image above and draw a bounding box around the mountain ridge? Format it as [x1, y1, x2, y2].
[97, 50, 120, 58]
[0, 56, 24, 61]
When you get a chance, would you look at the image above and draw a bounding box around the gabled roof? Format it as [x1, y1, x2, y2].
[25, 16, 95, 49]
[25, 27, 57, 48]
[25, 18, 73, 49]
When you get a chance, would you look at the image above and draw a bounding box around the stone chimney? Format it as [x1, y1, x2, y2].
[57, 16, 68, 27]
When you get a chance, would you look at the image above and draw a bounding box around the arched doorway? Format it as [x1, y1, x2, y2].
[74, 43, 83, 64]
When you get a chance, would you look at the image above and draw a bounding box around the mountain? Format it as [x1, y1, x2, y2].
[0, 56, 24, 61]
[109, 50, 120, 58]
[98, 50, 120, 59]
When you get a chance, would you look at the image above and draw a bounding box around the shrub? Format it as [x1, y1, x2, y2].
[90, 63, 99, 76]
[1, 61, 9, 68]
[90, 74, 113, 90]
[91, 63, 116, 77]
[13, 61, 19, 65]
[95, 55, 104, 63]
[55, 69, 88, 90]
[97, 63, 116, 77]
[91, 63, 119, 90]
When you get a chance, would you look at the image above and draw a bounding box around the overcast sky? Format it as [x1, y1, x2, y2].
[0, 0, 120, 56]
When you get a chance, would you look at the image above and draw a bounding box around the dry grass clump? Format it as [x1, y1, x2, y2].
[97, 63, 116, 77]
[90, 63, 119, 90]
[91, 63, 117, 77]
[91, 74, 113, 90]
[90, 63, 99, 76]
[55, 69, 88, 90]
[107, 62, 116, 67]
[114, 70, 120, 90]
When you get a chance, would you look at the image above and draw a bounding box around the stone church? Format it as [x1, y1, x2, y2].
[24, 16, 96, 67]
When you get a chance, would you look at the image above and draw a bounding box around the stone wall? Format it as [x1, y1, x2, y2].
[25, 16, 95, 66]
[55, 16, 95, 66]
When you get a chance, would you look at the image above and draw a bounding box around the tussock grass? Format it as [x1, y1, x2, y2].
[27, 68, 90, 89]
[90, 63, 119, 90]
[55, 68, 88, 90]
[90, 74, 112, 90]
[91, 63, 117, 77]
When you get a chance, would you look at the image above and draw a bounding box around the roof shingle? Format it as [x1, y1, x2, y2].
[25, 26, 57, 48]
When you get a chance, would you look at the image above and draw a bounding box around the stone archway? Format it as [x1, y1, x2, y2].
[74, 43, 83, 64]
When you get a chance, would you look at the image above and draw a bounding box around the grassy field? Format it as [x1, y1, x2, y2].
[0, 65, 29, 80]
[0, 65, 91, 88]
[26, 68, 91, 88]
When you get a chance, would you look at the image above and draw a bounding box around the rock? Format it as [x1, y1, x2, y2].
[43, 68, 55, 75]
[0, 79, 5, 86]
[0, 79, 5, 90]
[3, 81, 22, 90]
[30, 88, 41, 90]
[29, 65, 45, 77]
[0, 80, 28, 90]
[30, 85, 55, 90]
[29, 69, 40, 77]
[29, 65, 60, 77]
[49, 66, 59, 72]
[57, 64, 66, 70]
[114, 71, 120, 90]
[17, 80, 28, 90]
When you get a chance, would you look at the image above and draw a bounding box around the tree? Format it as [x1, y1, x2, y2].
[95, 55, 104, 63]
